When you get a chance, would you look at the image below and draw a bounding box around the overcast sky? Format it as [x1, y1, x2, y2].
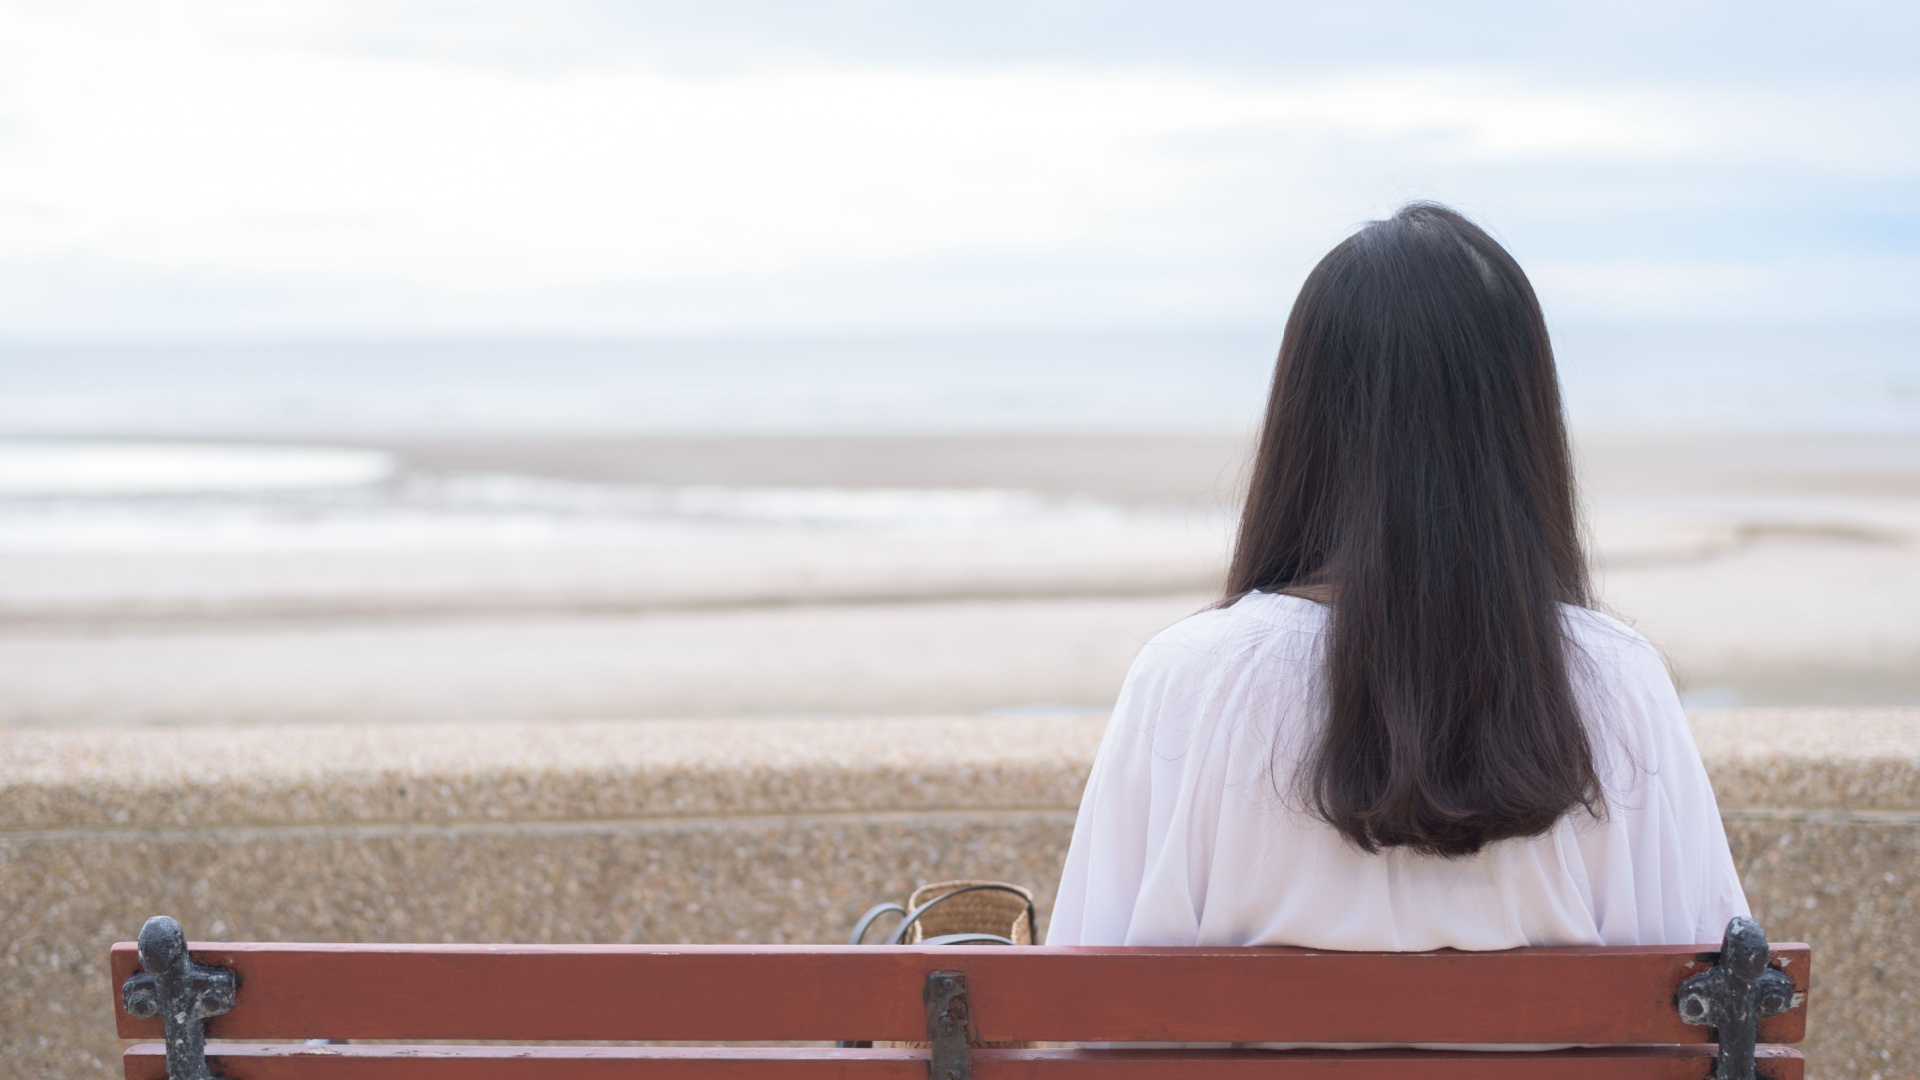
[0, 0, 1915, 338]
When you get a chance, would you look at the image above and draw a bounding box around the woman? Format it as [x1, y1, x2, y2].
[1049, 203, 1745, 951]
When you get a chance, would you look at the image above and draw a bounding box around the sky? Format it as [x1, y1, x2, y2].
[0, 0, 1916, 339]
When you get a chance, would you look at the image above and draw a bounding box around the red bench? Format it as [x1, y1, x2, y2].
[111, 914, 1808, 1079]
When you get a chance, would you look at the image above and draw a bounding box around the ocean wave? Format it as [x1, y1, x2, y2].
[0, 443, 1151, 551]
[0, 440, 395, 496]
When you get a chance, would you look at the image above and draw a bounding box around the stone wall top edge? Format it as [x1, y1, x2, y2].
[0, 714, 1111, 831]
[1686, 708, 1920, 811]
[2, 708, 1914, 832]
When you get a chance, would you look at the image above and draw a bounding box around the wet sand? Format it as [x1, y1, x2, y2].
[0, 431, 1914, 725]
[363, 432, 1257, 508]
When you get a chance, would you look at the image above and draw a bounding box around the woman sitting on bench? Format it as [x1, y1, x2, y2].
[1050, 203, 1746, 952]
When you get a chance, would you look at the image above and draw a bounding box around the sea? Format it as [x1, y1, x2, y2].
[0, 324, 1912, 550]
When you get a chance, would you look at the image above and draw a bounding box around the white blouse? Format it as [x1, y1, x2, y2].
[1049, 591, 1748, 951]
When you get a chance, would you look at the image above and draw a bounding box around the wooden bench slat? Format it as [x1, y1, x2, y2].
[125, 1044, 927, 1080]
[125, 1043, 1806, 1080]
[109, 942, 1810, 1046]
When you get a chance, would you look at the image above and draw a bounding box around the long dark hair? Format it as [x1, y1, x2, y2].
[1227, 202, 1599, 858]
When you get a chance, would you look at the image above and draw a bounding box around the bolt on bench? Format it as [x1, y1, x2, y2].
[111, 914, 1808, 1080]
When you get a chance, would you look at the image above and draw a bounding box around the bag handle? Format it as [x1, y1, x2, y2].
[847, 903, 909, 946]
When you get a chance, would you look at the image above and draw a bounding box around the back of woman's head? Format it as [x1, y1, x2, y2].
[1227, 201, 1599, 858]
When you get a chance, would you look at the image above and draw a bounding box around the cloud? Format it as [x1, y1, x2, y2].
[0, 2, 1914, 334]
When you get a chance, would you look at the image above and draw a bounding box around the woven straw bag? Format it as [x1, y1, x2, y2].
[847, 879, 1037, 947]
[902, 880, 1036, 945]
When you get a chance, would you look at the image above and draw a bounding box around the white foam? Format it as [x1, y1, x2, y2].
[0, 464, 1168, 552]
[411, 473, 1123, 527]
[0, 441, 395, 496]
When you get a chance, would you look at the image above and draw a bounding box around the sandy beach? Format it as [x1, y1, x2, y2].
[0, 430, 1914, 726]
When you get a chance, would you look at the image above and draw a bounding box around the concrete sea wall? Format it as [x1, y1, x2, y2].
[2, 708, 1914, 1078]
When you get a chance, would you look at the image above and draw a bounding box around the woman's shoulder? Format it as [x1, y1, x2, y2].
[1131, 592, 1329, 681]
[1107, 593, 1329, 770]
[1557, 605, 1697, 784]
[1560, 602, 1650, 646]
[1559, 604, 1671, 686]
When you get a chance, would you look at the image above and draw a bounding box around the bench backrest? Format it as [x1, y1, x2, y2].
[109, 916, 1809, 1080]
